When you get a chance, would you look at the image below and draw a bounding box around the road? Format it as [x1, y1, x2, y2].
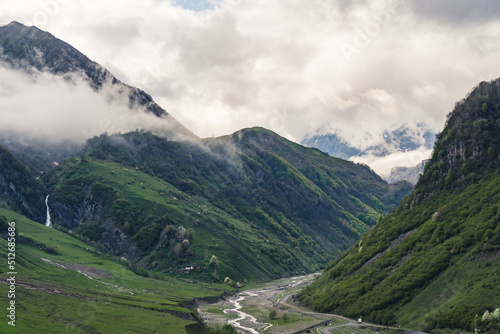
[278, 291, 404, 333]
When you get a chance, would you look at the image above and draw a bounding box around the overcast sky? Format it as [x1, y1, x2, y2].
[2, 0, 500, 173]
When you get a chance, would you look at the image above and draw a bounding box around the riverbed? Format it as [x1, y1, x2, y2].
[198, 273, 328, 333]
[198, 273, 404, 334]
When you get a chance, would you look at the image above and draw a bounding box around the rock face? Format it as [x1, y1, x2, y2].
[297, 79, 500, 332]
[385, 160, 429, 185]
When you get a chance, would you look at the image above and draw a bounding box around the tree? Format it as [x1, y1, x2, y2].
[173, 243, 182, 257]
[269, 309, 277, 320]
[0, 215, 8, 232]
[123, 221, 131, 234]
[493, 308, 500, 321]
[482, 103, 488, 112]
[210, 324, 237, 334]
[177, 226, 186, 238]
[159, 213, 172, 225]
[210, 255, 219, 281]
[483, 310, 493, 322]
[187, 227, 195, 240]
[210, 255, 218, 268]
[165, 225, 176, 238]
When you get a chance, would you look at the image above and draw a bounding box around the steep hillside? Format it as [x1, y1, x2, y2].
[0, 144, 45, 221]
[0, 207, 230, 333]
[42, 128, 411, 283]
[297, 79, 500, 332]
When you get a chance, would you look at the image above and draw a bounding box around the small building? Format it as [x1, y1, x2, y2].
[182, 266, 194, 274]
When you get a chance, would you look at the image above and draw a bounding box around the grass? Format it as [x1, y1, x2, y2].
[204, 307, 227, 316]
[0, 288, 194, 334]
[0, 208, 230, 333]
[60, 157, 284, 281]
[53, 156, 290, 282]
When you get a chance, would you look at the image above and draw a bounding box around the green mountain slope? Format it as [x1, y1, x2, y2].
[42, 128, 411, 283]
[0, 207, 230, 333]
[297, 79, 500, 332]
[0, 144, 46, 221]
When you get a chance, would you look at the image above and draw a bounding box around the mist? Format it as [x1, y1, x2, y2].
[3, 0, 500, 174]
[0, 63, 175, 147]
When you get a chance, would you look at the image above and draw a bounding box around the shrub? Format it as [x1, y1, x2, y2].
[269, 309, 277, 320]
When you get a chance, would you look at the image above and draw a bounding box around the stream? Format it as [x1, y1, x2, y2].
[199, 274, 317, 334]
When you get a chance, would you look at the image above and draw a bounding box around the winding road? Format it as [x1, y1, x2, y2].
[279, 293, 403, 334]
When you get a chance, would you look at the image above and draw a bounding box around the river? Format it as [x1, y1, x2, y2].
[198, 273, 320, 334]
[223, 291, 270, 334]
[198, 273, 405, 334]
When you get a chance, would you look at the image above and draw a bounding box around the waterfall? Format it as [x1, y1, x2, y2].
[45, 195, 52, 228]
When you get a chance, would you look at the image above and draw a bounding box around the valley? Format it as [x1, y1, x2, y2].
[199, 273, 403, 334]
[0, 16, 499, 334]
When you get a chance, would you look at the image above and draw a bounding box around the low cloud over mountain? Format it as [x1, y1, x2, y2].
[2, 0, 500, 172]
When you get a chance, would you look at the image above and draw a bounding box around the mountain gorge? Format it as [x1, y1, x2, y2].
[0, 21, 421, 333]
[386, 160, 429, 185]
[3, 19, 498, 334]
[0, 21, 414, 286]
[298, 79, 500, 332]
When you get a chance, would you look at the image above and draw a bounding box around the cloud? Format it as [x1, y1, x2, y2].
[408, 0, 500, 25]
[352, 146, 433, 178]
[0, 64, 173, 145]
[1, 0, 500, 170]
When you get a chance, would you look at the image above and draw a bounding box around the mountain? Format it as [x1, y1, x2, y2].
[386, 159, 429, 185]
[297, 79, 500, 332]
[0, 21, 179, 121]
[0, 21, 195, 170]
[0, 21, 413, 283]
[302, 132, 361, 160]
[303, 123, 435, 159]
[41, 127, 412, 283]
[302, 124, 435, 177]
